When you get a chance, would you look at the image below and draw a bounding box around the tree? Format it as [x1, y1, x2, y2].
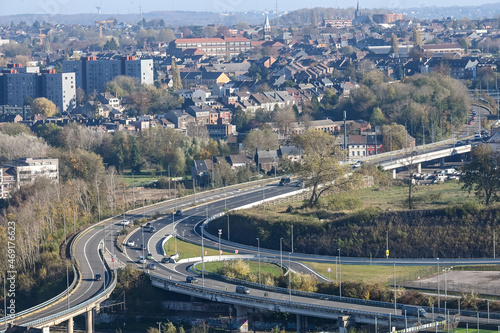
[232, 106, 248, 132]
[382, 123, 408, 152]
[412, 28, 423, 47]
[390, 33, 399, 55]
[172, 147, 186, 176]
[242, 128, 279, 154]
[103, 37, 119, 50]
[369, 107, 386, 127]
[31, 97, 57, 117]
[273, 107, 296, 139]
[294, 130, 349, 207]
[171, 58, 182, 90]
[461, 144, 500, 205]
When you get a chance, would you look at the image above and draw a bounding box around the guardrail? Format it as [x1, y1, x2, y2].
[151, 274, 408, 320]
[21, 253, 117, 328]
[0, 264, 78, 327]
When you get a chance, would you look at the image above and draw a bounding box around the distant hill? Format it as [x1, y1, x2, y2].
[1, 3, 499, 27]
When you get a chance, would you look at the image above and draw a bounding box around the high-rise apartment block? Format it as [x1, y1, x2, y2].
[62, 56, 154, 94]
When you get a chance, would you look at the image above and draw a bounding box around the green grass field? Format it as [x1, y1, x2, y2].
[122, 169, 161, 187]
[451, 328, 496, 333]
[195, 261, 283, 278]
[300, 261, 432, 285]
[164, 238, 234, 260]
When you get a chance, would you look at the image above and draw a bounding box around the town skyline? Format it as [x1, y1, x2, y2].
[1, 0, 500, 16]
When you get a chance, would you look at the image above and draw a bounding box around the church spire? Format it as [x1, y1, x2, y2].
[264, 13, 271, 41]
[355, 0, 360, 18]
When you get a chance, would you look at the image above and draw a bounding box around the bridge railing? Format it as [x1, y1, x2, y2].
[151, 274, 409, 320]
[0, 264, 78, 327]
[21, 253, 117, 329]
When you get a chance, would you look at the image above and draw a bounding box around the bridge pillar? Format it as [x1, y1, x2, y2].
[338, 316, 349, 333]
[67, 317, 74, 333]
[234, 305, 249, 332]
[392, 169, 397, 179]
[417, 163, 421, 173]
[86, 309, 93, 333]
[440, 158, 445, 168]
[296, 314, 307, 333]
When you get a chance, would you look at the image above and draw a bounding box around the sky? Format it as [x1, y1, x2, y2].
[1, 0, 498, 16]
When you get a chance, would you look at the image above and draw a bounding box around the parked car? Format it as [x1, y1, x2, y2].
[120, 220, 130, 226]
[127, 240, 135, 247]
[235, 286, 250, 294]
[147, 263, 157, 270]
[94, 273, 102, 281]
[186, 276, 199, 283]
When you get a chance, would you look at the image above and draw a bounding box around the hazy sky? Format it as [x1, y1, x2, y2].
[1, 0, 498, 16]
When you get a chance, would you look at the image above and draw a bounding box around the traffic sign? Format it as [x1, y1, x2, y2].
[235, 249, 238, 254]
[220, 250, 222, 254]
[386, 249, 390, 257]
[327, 267, 331, 272]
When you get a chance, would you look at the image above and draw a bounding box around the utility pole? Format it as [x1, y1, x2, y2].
[343, 111, 347, 162]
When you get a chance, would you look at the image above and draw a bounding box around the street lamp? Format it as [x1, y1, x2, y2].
[394, 262, 397, 314]
[437, 258, 440, 308]
[280, 237, 283, 268]
[157, 322, 161, 333]
[338, 248, 342, 298]
[288, 252, 292, 302]
[218, 229, 222, 260]
[256, 237, 261, 284]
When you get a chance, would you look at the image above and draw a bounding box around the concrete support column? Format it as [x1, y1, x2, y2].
[417, 163, 421, 173]
[392, 169, 397, 179]
[234, 305, 248, 332]
[440, 158, 445, 168]
[86, 309, 93, 333]
[338, 316, 349, 333]
[296, 315, 308, 333]
[67, 317, 74, 333]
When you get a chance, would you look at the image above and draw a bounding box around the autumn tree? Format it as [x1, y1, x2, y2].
[31, 97, 57, 117]
[412, 28, 423, 47]
[461, 144, 500, 205]
[242, 127, 279, 154]
[381, 123, 408, 152]
[171, 58, 182, 90]
[273, 107, 296, 139]
[294, 130, 349, 207]
[390, 33, 399, 55]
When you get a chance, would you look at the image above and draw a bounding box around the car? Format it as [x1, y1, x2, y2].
[150, 226, 156, 233]
[279, 176, 291, 186]
[402, 305, 428, 317]
[175, 210, 183, 216]
[235, 286, 250, 294]
[186, 276, 199, 283]
[145, 222, 152, 228]
[146, 263, 157, 270]
[146, 253, 154, 260]
[120, 220, 130, 226]
[138, 256, 146, 264]
[474, 134, 482, 140]
[468, 120, 473, 125]
[161, 257, 169, 263]
[94, 273, 102, 281]
[353, 161, 363, 168]
[127, 240, 135, 247]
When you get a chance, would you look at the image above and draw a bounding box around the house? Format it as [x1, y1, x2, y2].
[227, 155, 252, 168]
[190, 159, 213, 187]
[180, 71, 230, 87]
[0, 167, 16, 198]
[278, 145, 302, 162]
[165, 109, 195, 130]
[254, 149, 278, 173]
[5, 158, 59, 190]
[207, 124, 237, 139]
[348, 134, 383, 157]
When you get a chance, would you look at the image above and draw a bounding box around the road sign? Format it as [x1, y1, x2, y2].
[327, 267, 331, 272]
[235, 249, 238, 254]
[220, 250, 222, 254]
[205, 251, 207, 255]
[386, 249, 390, 257]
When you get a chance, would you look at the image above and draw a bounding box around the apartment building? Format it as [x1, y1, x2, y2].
[0, 68, 76, 113]
[63, 56, 154, 94]
[170, 37, 252, 57]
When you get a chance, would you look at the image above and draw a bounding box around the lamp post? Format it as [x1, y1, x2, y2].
[288, 252, 292, 302]
[437, 258, 440, 308]
[280, 237, 283, 268]
[141, 222, 145, 270]
[256, 237, 261, 284]
[394, 262, 397, 314]
[338, 248, 342, 298]
[132, 171, 135, 209]
[157, 322, 161, 333]
[72, 193, 76, 234]
[218, 229, 222, 260]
